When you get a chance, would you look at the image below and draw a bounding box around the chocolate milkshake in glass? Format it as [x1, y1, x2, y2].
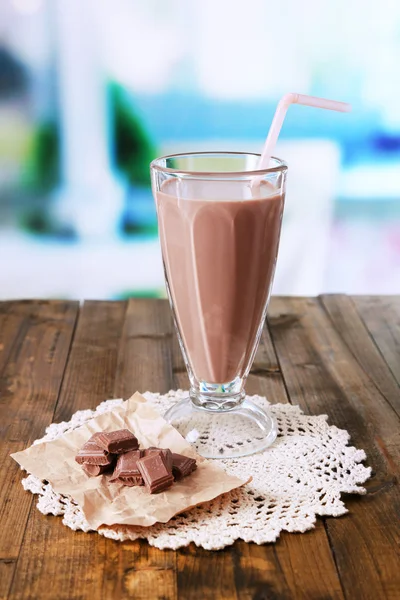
[151, 152, 287, 458]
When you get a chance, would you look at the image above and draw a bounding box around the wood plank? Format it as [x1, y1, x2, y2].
[10, 516, 107, 600]
[177, 546, 238, 600]
[53, 301, 128, 421]
[8, 301, 126, 600]
[0, 303, 27, 375]
[268, 296, 400, 600]
[114, 298, 173, 399]
[172, 312, 344, 600]
[233, 522, 344, 600]
[0, 304, 29, 600]
[0, 559, 16, 600]
[103, 299, 177, 600]
[0, 301, 78, 560]
[320, 295, 400, 418]
[103, 540, 176, 600]
[0, 301, 78, 600]
[353, 296, 400, 388]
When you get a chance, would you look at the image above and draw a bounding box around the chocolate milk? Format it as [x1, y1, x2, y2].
[156, 179, 284, 384]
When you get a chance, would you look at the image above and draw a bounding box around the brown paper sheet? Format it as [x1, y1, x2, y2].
[11, 392, 248, 528]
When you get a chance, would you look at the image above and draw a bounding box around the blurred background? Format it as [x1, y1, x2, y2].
[1, 0, 399, 300]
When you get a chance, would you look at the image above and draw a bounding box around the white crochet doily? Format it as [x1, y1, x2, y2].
[21, 391, 371, 550]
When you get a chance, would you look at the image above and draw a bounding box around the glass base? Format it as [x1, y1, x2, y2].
[164, 396, 277, 459]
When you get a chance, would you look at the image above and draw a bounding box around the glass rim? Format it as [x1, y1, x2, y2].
[150, 151, 287, 177]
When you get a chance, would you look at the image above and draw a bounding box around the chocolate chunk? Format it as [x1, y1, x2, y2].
[95, 429, 139, 454]
[82, 463, 111, 477]
[75, 440, 112, 466]
[137, 453, 174, 494]
[161, 449, 173, 472]
[110, 450, 144, 485]
[171, 453, 197, 480]
[143, 446, 159, 455]
[143, 447, 173, 472]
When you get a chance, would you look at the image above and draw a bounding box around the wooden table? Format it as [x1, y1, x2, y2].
[1, 296, 399, 600]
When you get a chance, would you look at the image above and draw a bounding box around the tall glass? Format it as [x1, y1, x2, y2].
[151, 152, 287, 458]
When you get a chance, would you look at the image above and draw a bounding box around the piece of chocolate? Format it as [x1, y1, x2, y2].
[161, 448, 173, 472]
[95, 429, 139, 454]
[75, 440, 112, 466]
[82, 463, 111, 477]
[110, 449, 144, 485]
[143, 446, 159, 455]
[171, 453, 197, 480]
[137, 453, 174, 494]
[143, 448, 173, 472]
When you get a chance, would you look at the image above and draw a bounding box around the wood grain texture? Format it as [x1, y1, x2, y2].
[103, 540, 176, 600]
[172, 312, 344, 600]
[353, 296, 400, 388]
[1, 297, 399, 600]
[0, 303, 27, 374]
[114, 298, 173, 399]
[0, 301, 78, 556]
[0, 301, 78, 600]
[53, 300, 127, 422]
[268, 296, 400, 600]
[232, 521, 344, 600]
[0, 560, 15, 600]
[321, 294, 400, 417]
[7, 301, 126, 600]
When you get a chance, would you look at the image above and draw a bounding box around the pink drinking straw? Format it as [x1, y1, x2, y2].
[256, 92, 352, 172]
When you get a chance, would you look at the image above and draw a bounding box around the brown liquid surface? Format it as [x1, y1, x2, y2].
[156, 179, 284, 383]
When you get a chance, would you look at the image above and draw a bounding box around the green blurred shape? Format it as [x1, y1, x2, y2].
[22, 121, 59, 193]
[110, 83, 156, 186]
[19, 207, 76, 240]
[22, 82, 156, 194]
[121, 219, 158, 237]
[116, 289, 166, 300]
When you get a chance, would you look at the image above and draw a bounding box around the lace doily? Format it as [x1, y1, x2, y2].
[21, 391, 371, 550]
